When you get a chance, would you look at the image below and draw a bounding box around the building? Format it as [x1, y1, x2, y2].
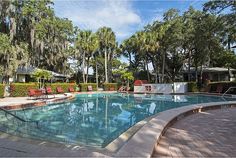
[15, 66, 69, 83]
[183, 67, 236, 82]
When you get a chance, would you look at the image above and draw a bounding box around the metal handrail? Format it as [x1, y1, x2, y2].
[222, 87, 236, 97]
[0, 107, 39, 125]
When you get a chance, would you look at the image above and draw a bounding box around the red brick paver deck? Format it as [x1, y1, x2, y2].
[153, 108, 236, 157]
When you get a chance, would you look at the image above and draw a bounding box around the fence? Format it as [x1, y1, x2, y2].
[134, 82, 188, 94]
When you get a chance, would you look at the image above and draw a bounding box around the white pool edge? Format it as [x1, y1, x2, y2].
[115, 101, 236, 157]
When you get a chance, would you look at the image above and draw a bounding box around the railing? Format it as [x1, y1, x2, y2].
[0, 107, 39, 126]
[222, 87, 236, 97]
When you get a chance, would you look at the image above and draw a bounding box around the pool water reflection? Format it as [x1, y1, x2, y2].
[0, 93, 235, 147]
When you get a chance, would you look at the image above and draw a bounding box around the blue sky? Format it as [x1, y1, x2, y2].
[53, 0, 207, 43]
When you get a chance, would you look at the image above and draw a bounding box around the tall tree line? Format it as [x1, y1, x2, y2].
[0, 0, 235, 85]
[0, 0, 74, 83]
[121, 0, 236, 83]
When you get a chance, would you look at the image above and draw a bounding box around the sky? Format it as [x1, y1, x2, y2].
[53, 0, 207, 43]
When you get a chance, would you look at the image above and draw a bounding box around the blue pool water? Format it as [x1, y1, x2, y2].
[0, 93, 235, 147]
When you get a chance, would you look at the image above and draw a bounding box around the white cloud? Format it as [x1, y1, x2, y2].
[54, 0, 141, 41]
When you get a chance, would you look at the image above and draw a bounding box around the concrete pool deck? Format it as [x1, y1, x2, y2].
[153, 108, 236, 157]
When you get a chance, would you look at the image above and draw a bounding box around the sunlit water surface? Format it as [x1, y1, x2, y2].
[0, 93, 235, 147]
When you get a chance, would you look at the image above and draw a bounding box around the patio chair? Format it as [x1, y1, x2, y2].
[56, 87, 64, 94]
[68, 87, 75, 92]
[28, 89, 36, 98]
[109, 87, 115, 91]
[118, 86, 126, 92]
[87, 86, 93, 91]
[46, 87, 55, 98]
[28, 89, 43, 99]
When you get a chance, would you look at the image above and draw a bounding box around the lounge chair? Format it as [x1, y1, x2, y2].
[118, 86, 126, 92]
[46, 87, 55, 98]
[118, 86, 130, 93]
[56, 87, 64, 93]
[68, 87, 75, 92]
[88, 86, 93, 91]
[28, 89, 43, 99]
[28, 89, 36, 98]
[109, 87, 115, 91]
[46, 87, 53, 94]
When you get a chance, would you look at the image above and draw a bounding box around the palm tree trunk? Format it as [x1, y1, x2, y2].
[145, 56, 150, 82]
[96, 60, 99, 90]
[82, 51, 86, 83]
[105, 49, 108, 83]
[161, 51, 165, 83]
[147, 61, 150, 82]
[86, 57, 90, 83]
[188, 50, 191, 82]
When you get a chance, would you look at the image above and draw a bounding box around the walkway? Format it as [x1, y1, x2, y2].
[153, 108, 236, 157]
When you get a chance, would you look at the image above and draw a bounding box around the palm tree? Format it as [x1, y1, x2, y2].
[96, 27, 116, 83]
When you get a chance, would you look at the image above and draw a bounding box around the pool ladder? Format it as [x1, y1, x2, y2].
[0, 107, 39, 125]
[222, 87, 236, 97]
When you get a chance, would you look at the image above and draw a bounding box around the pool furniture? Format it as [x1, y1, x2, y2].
[118, 86, 126, 92]
[88, 86, 93, 91]
[46, 87, 55, 98]
[56, 87, 64, 93]
[68, 87, 75, 92]
[118, 86, 130, 92]
[28, 89, 44, 99]
[109, 87, 115, 91]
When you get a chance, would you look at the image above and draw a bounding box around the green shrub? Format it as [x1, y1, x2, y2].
[79, 83, 97, 92]
[103, 83, 118, 91]
[187, 82, 198, 92]
[10, 83, 38, 97]
[0, 84, 5, 98]
[48, 83, 77, 93]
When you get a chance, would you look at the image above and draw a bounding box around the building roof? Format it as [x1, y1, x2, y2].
[16, 66, 69, 78]
[183, 67, 236, 73]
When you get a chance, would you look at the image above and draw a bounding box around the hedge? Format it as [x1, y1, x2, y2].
[103, 83, 118, 91]
[207, 81, 236, 93]
[10, 83, 38, 97]
[79, 83, 97, 92]
[0, 84, 5, 98]
[48, 83, 77, 93]
[187, 82, 198, 92]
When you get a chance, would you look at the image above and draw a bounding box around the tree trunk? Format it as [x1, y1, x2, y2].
[82, 51, 86, 83]
[188, 50, 191, 82]
[161, 51, 165, 83]
[195, 65, 198, 82]
[146, 60, 150, 82]
[105, 49, 108, 83]
[228, 67, 231, 81]
[227, 35, 231, 50]
[108, 50, 112, 82]
[86, 57, 90, 83]
[200, 65, 203, 88]
[96, 60, 99, 90]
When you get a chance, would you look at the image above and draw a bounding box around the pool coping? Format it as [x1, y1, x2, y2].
[0, 91, 118, 110]
[115, 101, 236, 157]
[1, 94, 75, 110]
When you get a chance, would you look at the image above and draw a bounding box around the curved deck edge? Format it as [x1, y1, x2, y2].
[115, 101, 236, 157]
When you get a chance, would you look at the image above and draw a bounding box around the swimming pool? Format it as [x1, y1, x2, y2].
[0, 93, 235, 147]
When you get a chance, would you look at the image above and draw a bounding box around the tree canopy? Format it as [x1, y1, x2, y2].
[0, 0, 235, 84]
